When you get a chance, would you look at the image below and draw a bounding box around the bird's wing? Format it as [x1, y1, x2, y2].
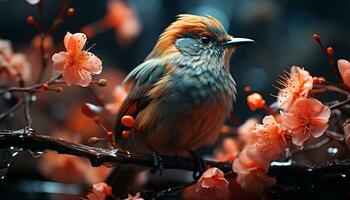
[114, 58, 167, 142]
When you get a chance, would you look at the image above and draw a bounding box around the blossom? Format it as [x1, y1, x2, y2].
[214, 138, 240, 162]
[236, 169, 276, 194]
[237, 118, 258, 144]
[105, 0, 141, 46]
[277, 66, 313, 110]
[233, 147, 264, 174]
[338, 59, 350, 88]
[125, 192, 144, 200]
[32, 35, 54, 51]
[247, 93, 266, 111]
[0, 39, 13, 66]
[86, 182, 112, 200]
[7, 53, 32, 82]
[233, 148, 276, 194]
[281, 98, 331, 146]
[183, 168, 229, 200]
[247, 115, 286, 168]
[52, 32, 102, 87]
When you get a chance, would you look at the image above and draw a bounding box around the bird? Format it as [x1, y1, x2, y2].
[109, 14, 254, 197]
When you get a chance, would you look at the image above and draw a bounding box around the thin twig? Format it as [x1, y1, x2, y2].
[36, 0, 47, 83]
[330, 96, 350, 109]
[47, 0, 72, 35]
[325, 130, 345, 142]
[23, 94, 33, 127]
[0, 75, 62, 95]
[87, 86, 105, 107]
[314, 85, 350, 96]
[0, 98, 24, 122]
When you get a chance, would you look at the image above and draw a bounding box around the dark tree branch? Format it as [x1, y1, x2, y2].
[0, 128, 232, 172]
[2, 128, 350, 198]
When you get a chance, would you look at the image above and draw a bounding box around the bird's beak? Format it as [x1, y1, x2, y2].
[219, 37, 255, 48]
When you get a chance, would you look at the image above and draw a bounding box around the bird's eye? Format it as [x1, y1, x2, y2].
[200, 36, 211, 45]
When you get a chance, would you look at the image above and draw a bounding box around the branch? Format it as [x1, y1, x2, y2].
[0, 128, 232, 172]
[1, 128, 350, 182]
[2, 128, 350, 197]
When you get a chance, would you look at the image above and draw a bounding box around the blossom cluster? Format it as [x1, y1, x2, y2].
[0, 39, 32, 82]
[232, 66, 331, 194]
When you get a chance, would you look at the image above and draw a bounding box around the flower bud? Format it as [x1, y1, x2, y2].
[247, 93, 266, 111]
[98, 78, 107, 87]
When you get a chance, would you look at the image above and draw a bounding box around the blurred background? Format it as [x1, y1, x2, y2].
[0, 0, 349, 199]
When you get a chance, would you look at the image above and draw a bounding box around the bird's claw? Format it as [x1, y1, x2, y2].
[150, 149, 164, 176]
[189, 150, 205, 180]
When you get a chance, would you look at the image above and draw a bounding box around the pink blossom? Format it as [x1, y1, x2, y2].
[338, 59, 350, 88]
[277, 66, 313, 110]
[7, 53, 32, 82]
[237, 118, 258, 144]
[52, 32, 102, 87]
[183, 168, 229, 200]
[214, 138, 240, 162]
[236, 169, 276, 194]
[281, 98, 331, 146]
[124, 192, 144, 200]
[86, 182, 112, 200]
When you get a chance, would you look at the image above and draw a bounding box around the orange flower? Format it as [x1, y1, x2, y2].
[237, 118, 258, 144]
[105, 0, 141, 46]
[183, 168, 229, 200]
[338, 59, 350, 88]
[125, 192, 144, 200]
[0, 39, 13, 67]
[277, 66, 313, 110]
[52, 32, 102, 87]
[247, 93, 266, 111]
[86, 182, 112, 200]
[214, 138, 240, 162]
[233, 147, 263, 174]
[236, 169, 276, 194]
[281, 98, 331, 146]
[32, 35, 54, 52]
[7, 53, 32, 82]
[247, 115, 286, 168]
[233, 147, 276, 194]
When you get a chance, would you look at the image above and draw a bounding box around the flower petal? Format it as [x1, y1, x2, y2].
[338, 59, 350, 88]
[66, 32, 87, 52]
[292, 130, 310, 146]
[85, 53, 102, 74]
[52, 52, 68, 72]
[63, 67, 91, 87]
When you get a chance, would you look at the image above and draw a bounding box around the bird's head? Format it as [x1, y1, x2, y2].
[147, 14, 254, 69]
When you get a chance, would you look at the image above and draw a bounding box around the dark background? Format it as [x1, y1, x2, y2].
[0, 0, 350, 199]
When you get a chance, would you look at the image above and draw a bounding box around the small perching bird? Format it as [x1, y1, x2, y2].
[111, 14, 254, 198]
[114, 14, 253, 155]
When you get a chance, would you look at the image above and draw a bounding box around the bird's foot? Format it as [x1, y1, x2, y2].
[189, 150, 206, 180]
[149, 148, 164, 176]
